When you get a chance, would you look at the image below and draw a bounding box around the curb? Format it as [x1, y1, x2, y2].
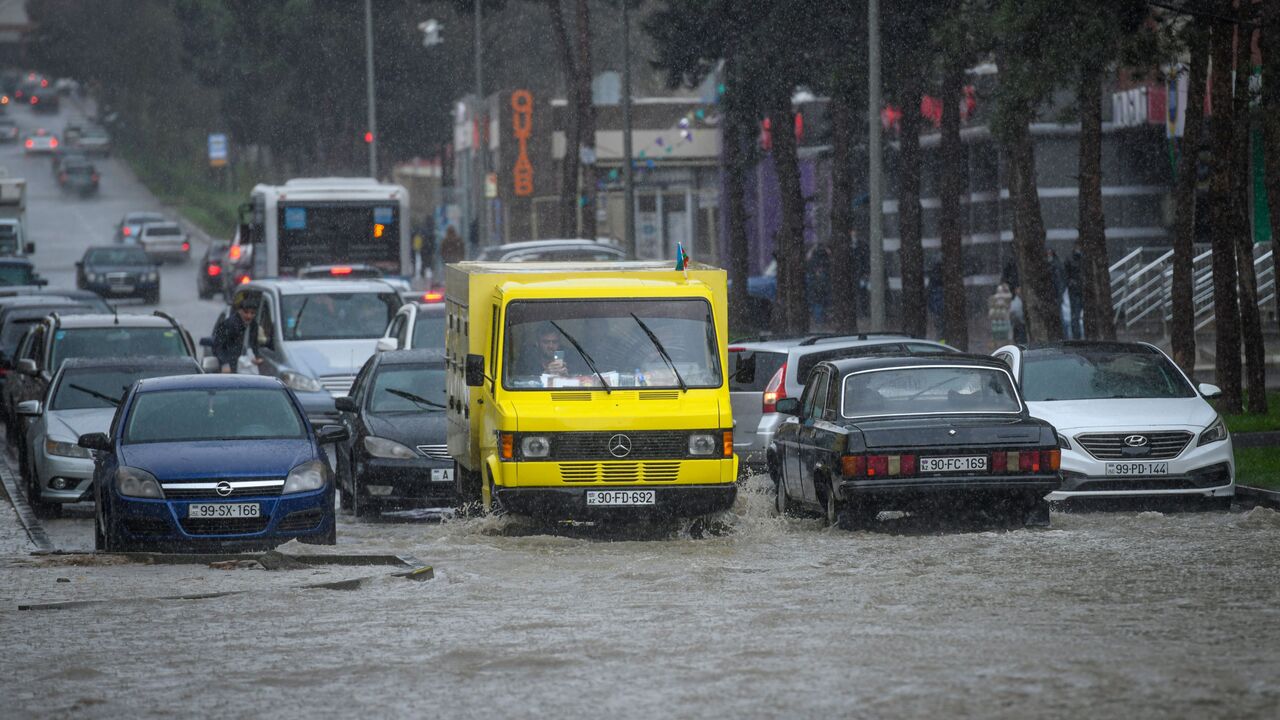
[0, 452, 54, 553]
[1236, 485, 1280, 510]
[1233, 431, 1280, 449]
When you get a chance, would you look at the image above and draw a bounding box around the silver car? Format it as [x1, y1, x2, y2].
[377, 300, 446, 353]
[17, 356, 201, 518]
[728, 333, 957, 470]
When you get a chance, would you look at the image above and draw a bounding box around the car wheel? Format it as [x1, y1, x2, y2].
[23, 452, 60, 519]
[774, 475, 794, 517]
[1022, 497, 1052, 528]
[485, 470, 505, 516]
[351, 470, 375, 519]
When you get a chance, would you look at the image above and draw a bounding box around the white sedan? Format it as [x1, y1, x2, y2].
[993, 342, 1233, 507]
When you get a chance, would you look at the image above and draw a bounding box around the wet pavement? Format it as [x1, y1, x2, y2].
[4, 475, 1279, 719]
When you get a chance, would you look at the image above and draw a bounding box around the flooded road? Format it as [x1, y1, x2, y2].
[5, 477, 1280, 719]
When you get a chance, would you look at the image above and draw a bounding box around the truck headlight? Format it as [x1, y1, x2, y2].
[283, 460, 327, 494]
[363, 436, 417, 460]
[281, 370, 324, 393]
[115, 466, 163, 498]
[521, 436, 551, 458]
[1198, 417, 1228, 446]
[688, 433, 717, 456]
[46, 437, 91, 459]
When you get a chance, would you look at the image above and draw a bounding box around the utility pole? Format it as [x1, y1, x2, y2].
[867, 0, 885, 328]
[473, 0, 486, 248]
[363, 0, 378, 179]
[621, 0, 636, 257]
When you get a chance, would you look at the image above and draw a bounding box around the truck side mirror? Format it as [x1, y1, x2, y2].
[465, 353, 486, 387]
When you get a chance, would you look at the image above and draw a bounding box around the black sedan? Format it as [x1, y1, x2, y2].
[75, 245, 160, 302]
[770, 354, 1061, 529]
[197, 240, 230, 299]
[334, 349, 455, 516]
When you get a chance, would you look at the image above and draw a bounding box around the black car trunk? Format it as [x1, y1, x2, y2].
[855, 416, 1044, 450]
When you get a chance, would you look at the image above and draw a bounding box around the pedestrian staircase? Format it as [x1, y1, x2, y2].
[1110, 242, 1276, 334]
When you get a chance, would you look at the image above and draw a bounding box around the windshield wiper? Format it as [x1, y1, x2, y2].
[68, 383, 121, 406]
[385, 387, 446, 411]
[549, 320, 611, 394]
[289, 296, 310, 336]
[630, 313, 687, 392]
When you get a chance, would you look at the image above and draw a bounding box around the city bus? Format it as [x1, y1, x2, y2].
[231, 178, 412, 285]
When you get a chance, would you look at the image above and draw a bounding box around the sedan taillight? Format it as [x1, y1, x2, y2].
[841, 454, 918, 477]
[990, 450, 1060, 474]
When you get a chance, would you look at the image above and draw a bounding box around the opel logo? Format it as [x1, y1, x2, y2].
[215, 481, 233, 497]
[608, 434, 632, 458]
[1124, 435, 1149, 448]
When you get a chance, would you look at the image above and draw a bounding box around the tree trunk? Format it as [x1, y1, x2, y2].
[1006, 117, 1063, 343]
[548, 0, 579, 236]
[1265, 0, 1280, 331]
[771, 104, 809, 335]
[1231, 11, 1267, 414]
[828, 95, 858, 333]
[574, 0, 597, 241]
[1207, 13, 1243, 413]
[898, 72, 926, 340]
[1077, 63, 1115, 340]
[939, 62, 968, 350]
[1171, 21, 1208, 378]
[725, 103, 752, 329]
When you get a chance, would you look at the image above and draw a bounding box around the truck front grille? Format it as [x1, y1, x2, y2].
[559, 461, 682, 482]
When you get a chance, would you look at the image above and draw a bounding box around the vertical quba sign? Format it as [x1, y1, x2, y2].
[511, 90, 534, 197]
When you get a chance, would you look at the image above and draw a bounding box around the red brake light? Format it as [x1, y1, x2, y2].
[24, 139, 32, 148]
[422, 291, 444, 302]
[122, 226, 132, 236]
[49, 137, 57, 147]
[728, 346, 744, 353]
[238, 275, 250, 285]
[1018, 451, 1041, 473]
[1, 95, 8, 105]
[842, 454, 917, 477]
[207, 264, 222, 276]
[40, 78, 47, 88]
[181, 241, 190, 252]
[329, 266, 353, 275]
[762, 363, 787, 413]
[866, 455, 889, 477]
[228, 244, 241, 260]
[991, 451, 1007, 472]
[29, 95, 37, 104]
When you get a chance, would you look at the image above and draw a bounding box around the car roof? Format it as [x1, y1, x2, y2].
[134, 373, 284, 393]
[412, 301, 446, 315]
[379, 348, 446, 365]
[50, 313, 179, 329]
[825, 352, 1010, 374]
[85, 244, 147, 254]
[729, 333, 932, 353]
[246, 278, 399, 294]
[1015, 341, 1161, 355]
[140, 221, 182, 230]
[1, 303, 92, 320]
[58, 356, 201, 372]
[123, 211, 166, 222]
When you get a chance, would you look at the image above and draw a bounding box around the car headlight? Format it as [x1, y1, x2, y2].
[521, 435, 551, 458]
[283, 459, 327, 494]
[115, 466, 163, 498]
[46, 437, 91, 459]
[688, 433, 717, 456]
[90, 273, 102, 283]
[1198, 417, 1228, 446]
[363, 436, 417, 460]
[1057, 434, 1072, 450]
[280, 370, 324, 393]
[145, 272, 158, 282]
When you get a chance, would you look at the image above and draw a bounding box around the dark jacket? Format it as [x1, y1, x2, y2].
[211, 312, 255, 369]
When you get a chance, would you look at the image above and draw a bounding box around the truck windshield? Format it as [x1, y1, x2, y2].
[0, 263, 36, 286]
[280, 292, 400, 341]
[277, 203, 400, 273]
[503, 298, 722, 390]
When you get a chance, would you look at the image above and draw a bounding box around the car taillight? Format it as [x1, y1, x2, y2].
[422, 290, 443, 302]
[122, 226, 132, 236]
[29, 95, 37, 104]
[762, 363, 787, 413]
[49, 137, 57, 147]
[229, 245, 241, 260]
[238, 275, 250, 285]
[841, 454, 918, 477]
[991, 450, 1059, 474]
[208, 264, 222, 276]
[181, 241, 190, 252]
[330, 266, 353, 275]
[24, 139, 32, 148]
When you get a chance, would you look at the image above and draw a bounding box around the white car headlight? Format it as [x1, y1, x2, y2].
[1057, 434, 1072, 450]
[688, 433, 717, 456]
[281, 370, 324, 393]
[520, 435, 551, 458]
[283, 459, 327, 494]
[46, 437, 91, 459]
[1198, 417, 1228, 446]
[363, 436, 417, 460]
[115, 466, 163, 498]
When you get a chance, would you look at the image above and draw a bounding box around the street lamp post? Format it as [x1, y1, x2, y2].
[867, 0, 885, 329]
[621, 0, 636, 257]
[363, 0, 378, 179]
[473, 0, 486, 248]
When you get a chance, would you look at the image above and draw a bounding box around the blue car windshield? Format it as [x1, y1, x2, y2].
[123, 388, 307, 444]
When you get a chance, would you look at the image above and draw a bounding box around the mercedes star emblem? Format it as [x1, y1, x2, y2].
[608, 434, 632, 458]
[215, 481, 233, 497]
[1124, 435, 1149, 448]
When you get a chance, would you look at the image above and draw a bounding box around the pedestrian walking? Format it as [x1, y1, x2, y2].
[1065, 244, 1085, 339]
[211, 297, 262, 373]
[1048, 248, 1069, 338]
[440, 225, 465, 265]
[412, 229, 426, 279]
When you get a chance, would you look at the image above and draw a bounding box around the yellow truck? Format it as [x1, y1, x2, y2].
[445, 260, 738, 519]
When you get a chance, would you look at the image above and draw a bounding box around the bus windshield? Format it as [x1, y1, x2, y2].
[277, 203, 400, 273]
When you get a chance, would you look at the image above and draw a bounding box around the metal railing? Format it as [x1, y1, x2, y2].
[1109, 242, 1274, 333]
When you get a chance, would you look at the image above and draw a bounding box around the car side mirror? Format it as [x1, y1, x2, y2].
[316, 424, 349, 444]
[16, 359, 37, 376]
[24, 242, 34, 255]
[334, 396, 359, 413]
[775, 397, 802, 417]
[78, 432, 111, 451]
[34, 276, 48, 287]
[16, 400, 41, 416]
[465, 353, 486, 387]
[199, 336, 213, 348]
[200, 356, 221, 373]
[1198, 383, 1222, 399]
[376, 337, 398, 353]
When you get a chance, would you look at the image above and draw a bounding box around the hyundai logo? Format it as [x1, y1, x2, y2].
[608, 434, 632, 458]
[215, 481, 233, 497]
[1124, 435, 1149, 448]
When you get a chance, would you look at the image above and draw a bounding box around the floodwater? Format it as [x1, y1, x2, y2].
[4, 476, 1280, 719]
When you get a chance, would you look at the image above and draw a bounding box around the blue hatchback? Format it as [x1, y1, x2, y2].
[81, 374, 347, 551]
